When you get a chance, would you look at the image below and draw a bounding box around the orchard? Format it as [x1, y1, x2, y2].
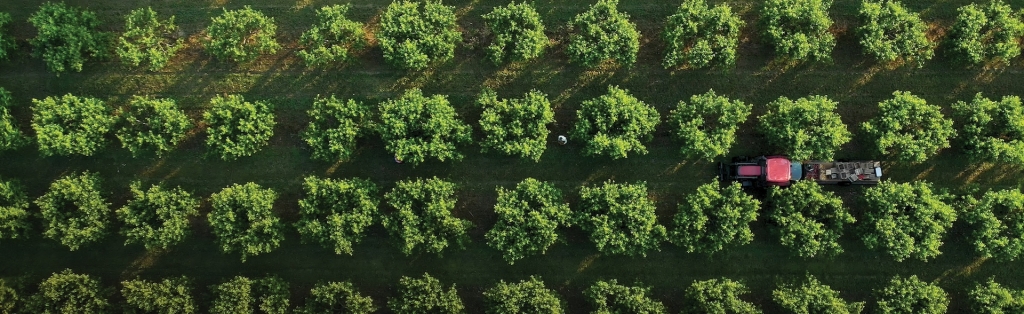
[0, 0, 1022, 313]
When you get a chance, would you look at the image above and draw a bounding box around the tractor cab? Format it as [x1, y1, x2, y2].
[720, 156, 802, 188]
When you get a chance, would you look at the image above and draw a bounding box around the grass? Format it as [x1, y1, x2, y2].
[0, 0, 1023, 312]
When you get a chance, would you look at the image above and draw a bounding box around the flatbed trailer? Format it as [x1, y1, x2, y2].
[720, 156, 882, 187]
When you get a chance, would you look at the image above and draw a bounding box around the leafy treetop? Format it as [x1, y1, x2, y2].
[34, 172, 111, 251]
[205, 6, 280, 63]
[671, 179, 760, 255]
[758, 95, 851, 160]
[773, 275, 865, 314]
[28, 2, 109, 74]
[483, 2, 549, 64]
[295, 176, 379, 256]
[207, 182, 285, 262]
[862, 91, 955, 162]
[577, 181, 666, 257]
[962, 188, 1024, 261]
[857, 0, 934, 67]
[388, 273, 465, 314]
[584, 280, 667, 314]
[203, 94, 276, 161]
[382, 177, 472, 256]
[571, 85, 661, 159]
[860, 181, 957, 262]
[683, 278, 761, 314]
[377, 88, 472, 166]
[668, 89, 751, 160]
[761, 0, 836, 61]
[209, 276, 290, 314]
[27, 269, 112, 314]
[302, 95, 374, 162]
[483, 276, 564, 314]
[0, 87, 29, 153]
[31, 94, 116, 157]
[116, 181, 200, 251]
[567, 0, 641, 67]
[378, 0, 462, 70]
[662, 0, 744, 69]
[767, 181, 856, 258]
[116, 96, 193, 158]
[485, 178, 572, 264]
[121, 276, 197, 314]
[949, 0, 1024, 65]
[0, 177, 31, 241]
[295, 281, 376, 314]
[953, 93, 1024, 165]
[875, 275, 948, 314]
[117, 7, 185, 71]
[477, 89, 554, 162]
[298, 5, 367, 67]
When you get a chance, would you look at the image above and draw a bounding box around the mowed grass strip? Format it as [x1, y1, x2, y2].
[0, 0, 1022, 312]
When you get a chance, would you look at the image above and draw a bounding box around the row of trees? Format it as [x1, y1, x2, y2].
[6, 86, 1017, 166]
[8, 0, 1024, 74]
[3, 270, 1020, 314]
[4, 172, 1023, 264]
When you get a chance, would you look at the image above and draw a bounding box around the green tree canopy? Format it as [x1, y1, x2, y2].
[857, 0, 934, 67]
[962, 188, 1024, 261]
[584, 279, 667, 314]
[388, 273, 464, 314]
[295, 281, 376, 314]
[484, 277, 564, 314]
[761, 0, 835, 61]
[860, 181, 956, 262]
[683, 278, 761, 314]
[301, 95, 374, 162]
[663, 0, 744, 69]
[0, 12, 15, 62]
[969, 278, 1024, 314]
[378, 0, 461, 70]
[862, 91, 955, 162]
[28, 2, 109, 74]
[116, 181, 199, 251]
[377, 88, 472, 166]
[758, 95, 851, 160]
[0, 278, 23, 313]
[0, 88, 29, 153]
[27, 269, 112, 314]
[117, 7, 184, 71]
[295, 176, 378, 256]
[0, 177, 30, 242]
[767, 181, 856, 258]
[773, 275, 865, 314]
[207, 182, 284, 262]
[121, 276, 196, 314]
[35, 172, 111, 251]
[203, 94, 276, 161]
[875, 275, 948, 314]
[477, 89, 554, 162]
[116, 96, 193, 158]
[298, 5, 366, 67]
[485, 178, 572, 264]
[205, 6, 279, 63]
[671, 180, 760, 255]
[571, 85, 660, 159]
[949, 0, 1024, 65]
[483, 2, 549, 64]
[953, 93, 1024, 164]
[577, 181, 665, 257]
[209, 276, 289, 314]
[31, 94, 116, 157]
[567, 0, 640, 67]
[382, 177, 472, 256]
[669, 89, 751, 160]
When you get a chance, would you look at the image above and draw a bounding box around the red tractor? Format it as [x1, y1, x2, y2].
[720, 156, 882, 188]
